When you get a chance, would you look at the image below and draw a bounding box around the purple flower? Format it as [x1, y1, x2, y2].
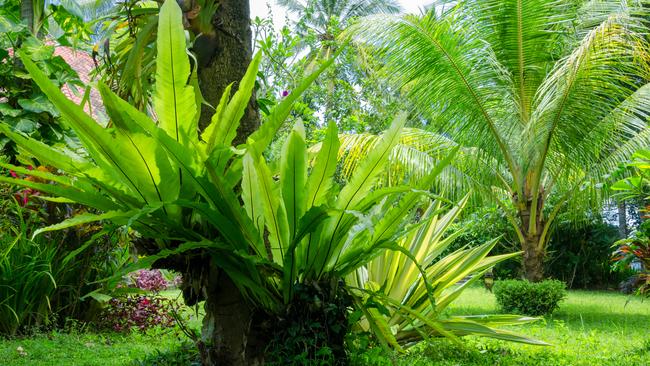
[132, 269, 168, 292]
[281, 90, 289, 97]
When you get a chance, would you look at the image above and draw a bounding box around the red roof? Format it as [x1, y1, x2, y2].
[53, 46, 106, 120]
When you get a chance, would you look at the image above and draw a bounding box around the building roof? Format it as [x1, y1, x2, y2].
[53, 46, 106, 120]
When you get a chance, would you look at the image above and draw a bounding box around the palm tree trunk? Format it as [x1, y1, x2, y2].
[518, 194, 546, 282]
[522, 234, 544, 282]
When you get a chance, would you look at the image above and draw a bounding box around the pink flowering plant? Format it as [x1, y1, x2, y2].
[99, 295, 176, 333]
[130, 269, 169, 293]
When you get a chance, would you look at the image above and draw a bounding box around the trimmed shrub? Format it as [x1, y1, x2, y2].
[493, 279, 567, 316]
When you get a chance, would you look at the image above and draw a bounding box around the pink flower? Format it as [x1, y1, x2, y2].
[9, 170, 17, 178]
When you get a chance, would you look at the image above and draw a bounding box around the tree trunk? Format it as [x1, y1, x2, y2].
[199, 266, 264, 366]
[517, 192, 546, 282]
[618, 201, 627, 238]
[522, 235, 545, 282]
[194, 0, 259, 142]
[190, 1, 261, 364]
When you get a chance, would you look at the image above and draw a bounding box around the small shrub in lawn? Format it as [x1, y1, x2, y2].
[493, 279, 567, 316]
[99, 295, 176, 332]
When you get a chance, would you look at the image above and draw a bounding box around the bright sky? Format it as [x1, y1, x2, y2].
[249, 0, 433, 26]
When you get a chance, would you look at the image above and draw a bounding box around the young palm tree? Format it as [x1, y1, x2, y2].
[348, 0, 650, 281]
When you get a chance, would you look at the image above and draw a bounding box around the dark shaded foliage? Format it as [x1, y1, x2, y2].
[265, 279, 353, 366]
[546, 220, 623, 289]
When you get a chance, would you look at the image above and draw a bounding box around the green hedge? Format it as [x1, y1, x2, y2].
[493, 279, 567, 316]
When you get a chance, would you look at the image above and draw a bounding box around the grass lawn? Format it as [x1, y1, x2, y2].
[0, 329, 190, 366]
[1, 288, 649, 365]
[359, 287, 650, 366]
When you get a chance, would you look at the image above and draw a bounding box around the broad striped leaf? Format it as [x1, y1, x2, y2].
[33, 210, 136, 238]
[281, 121, 308, 239]
[306, 121, 339, 208]
[153, 0, 197, 147]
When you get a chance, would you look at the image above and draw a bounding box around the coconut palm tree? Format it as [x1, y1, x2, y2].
[278, 0, 402, 56]
[345, 0, 650, 281]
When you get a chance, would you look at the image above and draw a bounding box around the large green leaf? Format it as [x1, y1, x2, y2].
[312, 113, 407, 275]
[337, 112, 407, 211]
[241, 153, 268, 254]
[32, 210, 136, 238]
[248, 151, 290, 263]
[281, 121, 308, 239]
[440, 318, 550, 345]
[18, 53, 158, 206]
[153, 0, 197, 147]
[99, 83, 180, 207]
[203, 52, 263, 153]
[306, 121, 339, 208]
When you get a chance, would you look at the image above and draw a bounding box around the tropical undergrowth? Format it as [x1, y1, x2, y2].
[0, 182, 131, 336]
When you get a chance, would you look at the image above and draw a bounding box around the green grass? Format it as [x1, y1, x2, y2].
[0, 329, 188, 366]
[1, 289, 649, 365]
[354, 287, 650, 365]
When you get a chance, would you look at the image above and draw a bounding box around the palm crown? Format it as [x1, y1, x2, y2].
[278, 0, 402, 32]
[349, 0, 650, 280]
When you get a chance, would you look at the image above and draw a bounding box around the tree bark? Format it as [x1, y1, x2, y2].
[517, 192, 546, 282]
[189, 1, 261, 364]
[20, 0, 34, 33]
[199, 266, 264, 366]
[522, 234, 545, 282]
[193, 0, 259, 142]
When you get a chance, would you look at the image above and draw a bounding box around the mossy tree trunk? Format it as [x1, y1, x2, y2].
[186, 0, 261, 364]
[192, 0, 259, 140]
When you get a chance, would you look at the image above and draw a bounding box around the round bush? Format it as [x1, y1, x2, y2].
[493, 279, 567, 316]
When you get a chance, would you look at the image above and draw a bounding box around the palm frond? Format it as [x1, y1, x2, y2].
[349, 12, 518, 174]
